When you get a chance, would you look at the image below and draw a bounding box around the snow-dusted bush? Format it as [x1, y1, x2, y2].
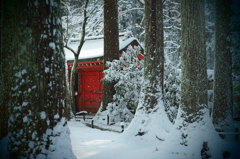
[102, 45, 181, 124]
[102, 45, 143, 122]
[164, 55, 181, 123]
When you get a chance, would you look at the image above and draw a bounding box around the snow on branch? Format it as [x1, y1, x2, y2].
[119, 8, 144, 17]
[64, 45, 77, 55]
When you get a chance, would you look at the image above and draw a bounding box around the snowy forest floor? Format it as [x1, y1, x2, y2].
[1, 119, 239, 158]
[68, 120, 240, 159]
[69, 120, 167, 159]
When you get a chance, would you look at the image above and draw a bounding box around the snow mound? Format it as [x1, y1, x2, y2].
[37, 118, 76, 159]
[121, 94, 173, 142]
[155, 108, 240, 159]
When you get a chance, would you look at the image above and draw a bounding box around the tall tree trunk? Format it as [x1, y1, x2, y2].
[231, 0, 240, 120]
[212, 0, 233, 132]
[157, 0, 222, 158]
[144, 0, 164, 109]
[122, 0, 172, 140]
[134, 0, 137, 37]
[66, 0, 88, 115]
[102, 0, 119, 111]
[70, 55, 79, 115]
[180, 0, 208, 118]
[0, 0, 8, 140]
[3, 0, 75, 158]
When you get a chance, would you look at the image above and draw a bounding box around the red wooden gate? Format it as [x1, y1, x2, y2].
[80, 70, 103, 113]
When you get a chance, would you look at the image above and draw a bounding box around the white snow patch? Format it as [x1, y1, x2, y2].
[40, 111, 46, 119]
[28, 141, 34, 149]
[11, 85, 19, 91]
[207, 69, 214, 81]
[64, 35, 142, 61]
[76, 111, 88, 115]
[41, 34, 48, 39]
[47, 119, 50, 126]
[23, 116, 28, 123]
[54, 114, 60, 119]
[36, 118, 76, 159]
[32, 131, 36, 140]
[45, 67, 49, 73]
[49, 42, 56, 49]
[48, 81, 52, 87]
[20, 79, 25, 85]
[67, 117, 240, 159]
[22, 102, 29, 107]
[22, 69, 27, 75]
[15, 72, 22, 78]
[122, 95, 172, 141]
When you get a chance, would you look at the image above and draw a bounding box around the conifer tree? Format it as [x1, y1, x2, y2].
[102, 46, 143, 121]
[157, 0, 222, 158]
[231, 0, 240, 119]
[2, 0, 75, 158]
[163, 0, 181, 67]
[0, 0, 8, 140]
[212, 0, 233, 132]
[180, 0, 208, 124]
[122, 0, 172, 140]
[102, 0, 119, 111]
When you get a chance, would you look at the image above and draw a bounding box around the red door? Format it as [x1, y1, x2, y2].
[81, 70, 103, 113]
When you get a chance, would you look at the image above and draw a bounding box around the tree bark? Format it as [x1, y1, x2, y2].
[134, 0, 137, 37]
[152, 1, 223, 157]
[67, 0, 88, 115]
[0, 0, 8, 140]
[70, 54, 79, 115]
[102, 0, 119, 111]
[2, 0, 71, 158]
[180, 0, 208, 118]
[212, 0, 233, 132]
[122, 0, 173, 140]
[143, 0, 164, 110]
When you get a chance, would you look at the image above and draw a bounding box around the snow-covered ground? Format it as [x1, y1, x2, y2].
[1, 119, 239, 158]
[68, 120, 165, 159]
[68, 119, 240, 159]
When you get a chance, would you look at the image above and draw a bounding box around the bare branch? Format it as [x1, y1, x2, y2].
[77, 0, 89, 55]
[137, 0, 144, 6]
[64, 45, 77, 55]
[119, 8, 144, 17]
[61, 1, 73, 16]
[140, 14, 145, 27]
[167, 49, 178, 55]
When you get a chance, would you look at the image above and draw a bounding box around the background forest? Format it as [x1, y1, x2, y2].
[0, 0, 240, 158]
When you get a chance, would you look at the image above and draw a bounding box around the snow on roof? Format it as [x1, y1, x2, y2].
[64, 38, 104, 61]
[64, 33, 141, 61]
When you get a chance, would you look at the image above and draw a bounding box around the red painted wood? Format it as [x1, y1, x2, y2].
[81, 71, 103, 113]
[137, 53, 144, 60]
